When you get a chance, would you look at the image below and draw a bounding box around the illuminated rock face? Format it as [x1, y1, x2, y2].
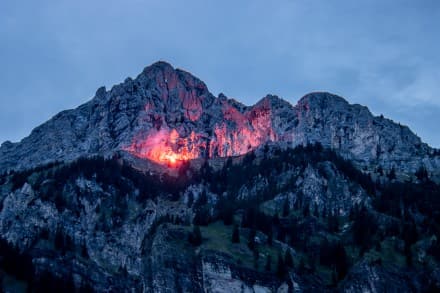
[126, 129, 203, 165]
[126, 86, 281, 165]
[0, 61, 438, 178]
[122, 62, 288, 165]
[207, 97, 277, 158]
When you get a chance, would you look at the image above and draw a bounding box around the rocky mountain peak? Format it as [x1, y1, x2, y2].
[254, 94, 288, 109]
[0, 61, 438, 180]
[1, 61, 440, 292]
[134, 61, 212, 122]
[138, 61, 209, 97]
[296, 92, 349, 109]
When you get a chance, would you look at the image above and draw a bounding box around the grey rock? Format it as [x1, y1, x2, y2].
[339, 260, 423, 292]
[0, 62, 438, 182]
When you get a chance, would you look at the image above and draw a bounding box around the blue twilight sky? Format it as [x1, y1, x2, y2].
[1, 0, 440, 147]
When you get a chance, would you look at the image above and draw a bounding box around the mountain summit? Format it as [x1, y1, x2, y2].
[1, 61, 440, 292]
[1, 61, 438, 178]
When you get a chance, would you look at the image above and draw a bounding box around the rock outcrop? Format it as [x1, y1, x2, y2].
[1, 61, 439, 292]
[1, 61, 438, 180]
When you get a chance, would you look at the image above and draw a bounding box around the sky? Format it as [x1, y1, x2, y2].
[1, 0, 440, 147]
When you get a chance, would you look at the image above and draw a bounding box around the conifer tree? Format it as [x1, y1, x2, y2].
[276, 251, 286, 278]
[189, 225, 202, 246]
[232, 224, 240, 243]
[284, 250, 294, 268]
[265, 255, 272, 271]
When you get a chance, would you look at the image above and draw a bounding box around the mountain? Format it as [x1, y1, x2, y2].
[0, 61, 439, 292]
[1, 61, 439, 179]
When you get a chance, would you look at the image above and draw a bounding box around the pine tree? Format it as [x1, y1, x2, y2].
[302, 202, 310, 217]
[322, 206, 328, 218]
[387, 167, 396, 180]
[298, 257, 306, 274]
[189, 225, 202, 246]
[81, 242, 88, 258]
[218, 197, 234, 225]
[415, 166, 429, 181]
[54, 229, 65, 253]
[267, 227, 273, 246]
[186, 192, 194, 208]
[276, 251, 286, 278]
[284, 250, 294, 268]
[377, 165, 384, 176]
[253, 247, 259, 269]
[313, 204, 319, 218]
[232, 224, 240, 243]
[276, 228, 286, 243]
[331, 269, 338, 287]
[328, 210, 339, 233]
[265, 255, 272, 271]
[282, 198, 290, 217]
[334, 242, 349, 281]
[248, 229, 257, 251]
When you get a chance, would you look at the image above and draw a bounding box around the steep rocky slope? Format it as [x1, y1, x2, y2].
[1, 146, 439, 292]
[1, 61, 440, 292]
[1, 61, 438, 180]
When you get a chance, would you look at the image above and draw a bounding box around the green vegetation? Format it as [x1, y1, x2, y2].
[188, 225, 202, 246]
[1, 143, 439, 289]
[231, 224, 240, 243]
[189, 222, 279, 272]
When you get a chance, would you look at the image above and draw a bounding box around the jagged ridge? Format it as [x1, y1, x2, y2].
[0, 61, 439, 180]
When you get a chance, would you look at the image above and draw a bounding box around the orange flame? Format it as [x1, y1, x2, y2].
[126, 129, 199, 166]
[148, 145, 196, 166]
[126, 100, 277, 166]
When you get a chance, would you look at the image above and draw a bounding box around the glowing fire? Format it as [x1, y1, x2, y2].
[148, 145, 196, 165]
[126, 129, 200, 166]
[126, 100, 277, 167]
[168, 154, 177, 164]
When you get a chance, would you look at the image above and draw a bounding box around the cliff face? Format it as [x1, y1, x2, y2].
[1, 148, 438, 292]
[0, 61, 440, 291]
[1, 61, 438, 179]
[290, 92, 439, 176]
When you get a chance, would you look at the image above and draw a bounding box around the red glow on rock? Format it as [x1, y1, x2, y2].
[126, 129, 200, 166]
[126, 98, 279, 167]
